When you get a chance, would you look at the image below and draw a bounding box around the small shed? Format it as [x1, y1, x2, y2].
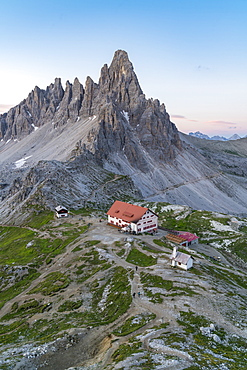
[170, 246, 193, 270]
[165, 232, 199, 247]
[55, 205, 68, 218]
[165, 234, 187, 246]
[177, 231, 199, 246]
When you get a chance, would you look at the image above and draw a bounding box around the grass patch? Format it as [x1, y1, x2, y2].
[140, 272, 173, 290]
[140, 272, 172, 303]
[177, 310, 210, 334]
[113, 313, 156, 336]
[140, 243, 160, 253]
[0, 319, 26, 335]
[84, 240, 101, 247]
[227, 238, 247, 262]
[112, 341, 142, 362]
[126, 248, 157, 267]
[28, 271, 71, 296]
[72, 246, 83, 252]
[76, 249, 112, 283]
[0, 226, 37, 264]
[0, 268, 40, 310]
[1, 299, 51, 321]
[116, 248, 125, 257]
[57, 300, 82, 312]
[24, 210, 54, 229]
[153, 239, 169, 248]
[168, 286, 197, 297]
[202, 265, 247, 290]
[88, 266, 132, 326]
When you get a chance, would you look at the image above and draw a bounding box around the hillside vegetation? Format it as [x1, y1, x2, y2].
[0, 203, 247, 369]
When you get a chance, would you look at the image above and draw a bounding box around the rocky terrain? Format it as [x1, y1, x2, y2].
[0, 50, 247, 221]
[0, 204, 247, 370]
[180, 133, 247, 180]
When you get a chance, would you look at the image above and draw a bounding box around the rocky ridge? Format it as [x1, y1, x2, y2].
[0, 50, 180, 168]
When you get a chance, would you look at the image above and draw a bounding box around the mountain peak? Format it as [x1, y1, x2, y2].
[111, 49, 131, 64]
[229, 133, 241, 141]
[109, 49, 135, 78]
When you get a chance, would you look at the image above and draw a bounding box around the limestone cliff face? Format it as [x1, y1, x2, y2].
[93, 50, 181, 169]
[0, 50, 181, 168]
[0, 77, 85, 140]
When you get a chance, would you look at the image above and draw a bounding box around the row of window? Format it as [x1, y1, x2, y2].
[139, 219, 156, 225]
[138, 224, 157, 231]
[142, 214, 155, 219]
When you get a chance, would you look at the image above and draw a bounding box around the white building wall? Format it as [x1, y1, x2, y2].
[108, 215, 130, 228]
[56, 212, 68, 218]
[108, 209, 158, 234]
[136, 210, 158, 233]
[187, 257, 193, 269]
[131, 222, 137, 233]
[191, 238, 198, 245]
[173, 257, 193, 270]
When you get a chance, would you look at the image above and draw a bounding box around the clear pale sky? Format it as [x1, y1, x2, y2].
[0, 0, 246, 137]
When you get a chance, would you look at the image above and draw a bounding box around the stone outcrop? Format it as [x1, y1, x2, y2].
[1, 157, 141, 223]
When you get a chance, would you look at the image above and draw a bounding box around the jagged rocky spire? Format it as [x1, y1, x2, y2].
[0, 50, 181, 166]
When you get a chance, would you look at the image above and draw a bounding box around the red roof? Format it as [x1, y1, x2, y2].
[107, 201, 148, 223]
[177, 231, 199, 242]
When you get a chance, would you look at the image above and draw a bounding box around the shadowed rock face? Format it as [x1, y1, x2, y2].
[0, 50, 181, 169]
[80, 50, 182, 170]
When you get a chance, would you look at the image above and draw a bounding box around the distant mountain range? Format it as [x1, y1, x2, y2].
[189, 131, 245, 141]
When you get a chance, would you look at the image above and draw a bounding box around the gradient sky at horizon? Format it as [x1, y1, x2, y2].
[0, 0, 246, 137]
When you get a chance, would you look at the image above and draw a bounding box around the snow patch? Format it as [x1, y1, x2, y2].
[122, 111, 129, 122]
[31, 123, 39, 131]
[14, 155, 32, 168]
